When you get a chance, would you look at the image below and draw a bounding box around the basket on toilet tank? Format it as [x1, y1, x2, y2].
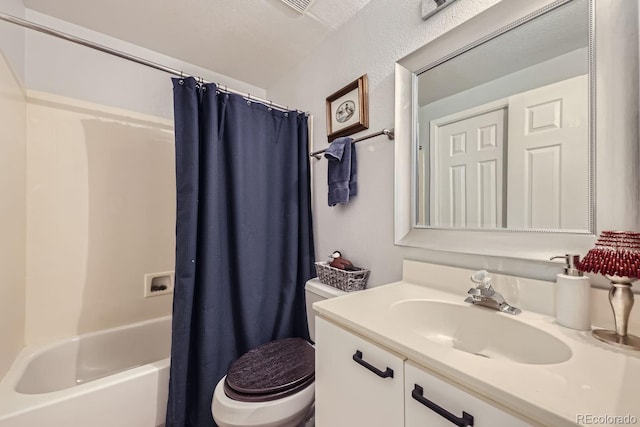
[314, 262, 370, 292]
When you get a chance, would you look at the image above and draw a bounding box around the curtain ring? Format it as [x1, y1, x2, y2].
[247, 93, 251, 105]
[268, 100, 273, 112]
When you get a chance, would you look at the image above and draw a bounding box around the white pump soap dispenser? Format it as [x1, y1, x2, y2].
[550, 254, 591, 331]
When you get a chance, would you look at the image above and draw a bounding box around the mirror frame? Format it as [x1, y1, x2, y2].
[395, 0, 640, 260]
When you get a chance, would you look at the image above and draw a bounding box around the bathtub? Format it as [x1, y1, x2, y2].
[0, 316, 171, 427]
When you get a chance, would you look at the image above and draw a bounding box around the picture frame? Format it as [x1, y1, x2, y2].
[326, 74, 369, 142]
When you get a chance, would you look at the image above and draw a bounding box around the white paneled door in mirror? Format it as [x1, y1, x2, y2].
[429, 107, 506, 229]
[507, 75, 588, 230]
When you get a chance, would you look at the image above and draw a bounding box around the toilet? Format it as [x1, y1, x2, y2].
[212, 279, 346, 427]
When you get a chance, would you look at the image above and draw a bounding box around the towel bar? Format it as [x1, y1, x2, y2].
[310, 128, 394, 159]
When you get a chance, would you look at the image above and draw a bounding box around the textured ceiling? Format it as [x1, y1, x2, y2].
[22, 0, 372, 89]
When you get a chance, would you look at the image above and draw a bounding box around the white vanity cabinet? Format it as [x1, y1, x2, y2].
[405, 361, 532, 427]
[315, 317, 405, 427]
[315, 317, 533, 427]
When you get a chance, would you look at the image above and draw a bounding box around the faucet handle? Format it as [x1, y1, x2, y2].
[468, 286, 495, 298]
[467, 287, 481, 297]
[470, 270, 492, 288]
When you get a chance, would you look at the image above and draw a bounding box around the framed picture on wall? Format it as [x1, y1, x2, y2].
[326, 74, 369, 142]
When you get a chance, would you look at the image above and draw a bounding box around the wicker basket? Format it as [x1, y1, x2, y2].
[314, 262, 370, 292]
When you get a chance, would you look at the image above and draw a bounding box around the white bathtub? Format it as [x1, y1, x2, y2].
[0, 316, 171, 427]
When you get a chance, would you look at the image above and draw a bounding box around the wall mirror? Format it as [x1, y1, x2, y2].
[417, 0, 589, 231]
[395, 0, 640, 259]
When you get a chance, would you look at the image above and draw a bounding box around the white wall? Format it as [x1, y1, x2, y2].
[0, 0, 26, 378]
[0, 0, 25, 80]
[24, 10, 266, 120]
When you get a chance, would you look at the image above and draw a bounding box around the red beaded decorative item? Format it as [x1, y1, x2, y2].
[578, 231, 640, 278]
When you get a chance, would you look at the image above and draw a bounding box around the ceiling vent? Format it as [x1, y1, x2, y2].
[281, 0, 315, 14]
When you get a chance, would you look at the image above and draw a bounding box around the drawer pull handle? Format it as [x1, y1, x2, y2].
[412, 384, 474, 427]
[352, 350, 394, 378]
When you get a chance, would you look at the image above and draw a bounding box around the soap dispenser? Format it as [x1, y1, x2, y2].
[550, 254, 591, 331]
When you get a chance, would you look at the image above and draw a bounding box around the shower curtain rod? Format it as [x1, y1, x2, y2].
[0, 12, 299, 113]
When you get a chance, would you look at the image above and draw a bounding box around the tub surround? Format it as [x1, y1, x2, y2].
[25, 91, 175, 345]
[313, 260, 640, 427]
[0, 50, 26, 379]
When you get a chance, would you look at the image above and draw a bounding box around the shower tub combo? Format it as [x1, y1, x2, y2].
[0, 316, 171, 427]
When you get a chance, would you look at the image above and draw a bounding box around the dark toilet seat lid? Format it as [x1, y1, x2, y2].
[224, 337, 314, 402]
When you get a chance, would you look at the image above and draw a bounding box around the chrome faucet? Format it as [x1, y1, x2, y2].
[464, 270, 521, 315]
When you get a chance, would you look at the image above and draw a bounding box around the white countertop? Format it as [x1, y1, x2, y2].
[313, 278, 640, 427]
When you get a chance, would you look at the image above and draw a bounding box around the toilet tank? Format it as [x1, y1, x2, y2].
[305, 279, 346, 342]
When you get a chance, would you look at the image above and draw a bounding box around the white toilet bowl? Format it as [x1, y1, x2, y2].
[211, 280, 346, 427]
[212, 376, 314, 427]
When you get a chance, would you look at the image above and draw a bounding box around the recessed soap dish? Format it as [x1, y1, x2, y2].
[144, 271, 174, 297]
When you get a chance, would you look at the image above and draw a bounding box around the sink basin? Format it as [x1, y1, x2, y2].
[389, 299, 572, 364]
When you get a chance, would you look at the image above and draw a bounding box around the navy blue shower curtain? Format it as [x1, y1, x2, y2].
[166, 77, 316, 427]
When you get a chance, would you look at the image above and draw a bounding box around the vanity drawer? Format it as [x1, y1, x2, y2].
[405, 361, 532, 427]
[315, 317, 405, 427]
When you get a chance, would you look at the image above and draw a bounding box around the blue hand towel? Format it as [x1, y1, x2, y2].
[325, 137, 357, 206]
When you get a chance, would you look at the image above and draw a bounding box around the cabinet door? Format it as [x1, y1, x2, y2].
[315, 317, 405, 427]
[405, 362, 532, 427]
